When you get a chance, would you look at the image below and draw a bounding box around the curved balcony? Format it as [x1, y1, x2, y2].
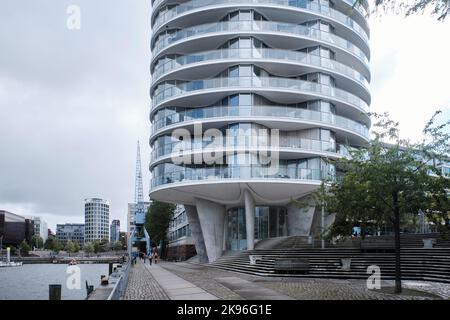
[151, 105, 369, 139]
[151, 76, 370, 114]
[152, 48, 370, 93]
[151, 164, 334, 189]
[150, 136, 348, 164]
[152, 0, 370, 23]
[151, 20, 369, 68]
[152, 0, 369, 44]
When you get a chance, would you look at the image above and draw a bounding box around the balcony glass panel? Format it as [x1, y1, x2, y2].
[152, 20, 369, 67]
[152, 0, 369, 42]
[152, 48, 369, 91]
[151, 76, 369, 112]
[152, 105, 369, 138]
[151, 161, 336, 188]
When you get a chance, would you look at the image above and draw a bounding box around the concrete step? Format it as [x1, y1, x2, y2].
[208, 247, 450, 283]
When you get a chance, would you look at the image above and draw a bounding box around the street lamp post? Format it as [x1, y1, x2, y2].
[321, 205, 325, 249]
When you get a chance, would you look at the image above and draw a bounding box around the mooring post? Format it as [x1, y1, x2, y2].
[49, 284, 62, 300]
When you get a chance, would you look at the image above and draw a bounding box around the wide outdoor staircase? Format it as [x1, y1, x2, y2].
[207, 234, 450, 283]
[207, 248, 450, 283]
[272, 233, 450, 249]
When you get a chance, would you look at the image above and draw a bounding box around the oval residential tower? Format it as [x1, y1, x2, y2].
[149, 0, 371, 262]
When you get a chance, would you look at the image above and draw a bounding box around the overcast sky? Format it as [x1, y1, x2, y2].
[0, 1, 449, 232]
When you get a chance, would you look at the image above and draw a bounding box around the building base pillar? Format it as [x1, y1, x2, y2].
[184, 205, 208, 263]
[244, 190, 255, 251]
[194, 198, 226, 263]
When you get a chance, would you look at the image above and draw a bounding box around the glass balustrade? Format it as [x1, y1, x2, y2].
[151, 76, 370, 112]
[152, 20, 369, 66]
[152, 0, 369, 42]
[152, 48, 369, 90]
[151, 105, 369, 138]
[150, 136, 343, 162]
[151, 165, 334, 188]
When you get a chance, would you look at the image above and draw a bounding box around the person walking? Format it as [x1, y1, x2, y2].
[153, 247, 159, 265]
[149, 251, 153, 265]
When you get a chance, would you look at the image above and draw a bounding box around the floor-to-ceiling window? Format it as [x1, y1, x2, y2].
[226, 208, 247, 251]
[226, 206, 288, 250]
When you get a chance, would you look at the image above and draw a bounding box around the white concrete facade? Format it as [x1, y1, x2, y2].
[29, 216, 48, 242]
[84, 198, 110, 244]
[149, 0, 371, 262]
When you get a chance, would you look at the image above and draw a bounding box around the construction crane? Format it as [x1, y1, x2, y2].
[128, 141, 151, 258]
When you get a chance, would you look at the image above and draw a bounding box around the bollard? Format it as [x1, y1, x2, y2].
[86, 280, 94, 297]
[109, 263, 113, 275]
[100, 275, 109, 286]
[49, 284, 62, 300]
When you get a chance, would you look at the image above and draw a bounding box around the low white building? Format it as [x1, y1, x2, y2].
[29, 216, 48, 243]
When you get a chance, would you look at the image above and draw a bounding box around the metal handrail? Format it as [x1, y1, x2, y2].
[107, 260, 131, 300]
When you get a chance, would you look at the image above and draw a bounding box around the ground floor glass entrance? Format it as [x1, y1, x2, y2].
[226, 206, 288, 251]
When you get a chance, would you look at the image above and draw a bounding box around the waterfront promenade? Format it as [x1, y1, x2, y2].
[124, 260, 217, 300]
[122, 260, 450, 300]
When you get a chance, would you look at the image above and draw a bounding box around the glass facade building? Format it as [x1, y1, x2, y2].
[56, 223, 85, 247]
[149, 0, 371, 262]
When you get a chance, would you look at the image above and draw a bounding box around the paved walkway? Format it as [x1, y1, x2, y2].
[123, 260, 169, 300]
[123, 260, 217, 300]
[215, 277, 294, 300]
[160, 262, 450, 300]
[123, 260, 450, 300]
[144, 263, 218, 300]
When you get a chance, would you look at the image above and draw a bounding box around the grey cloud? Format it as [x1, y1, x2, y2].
[0, 0, 152, 230]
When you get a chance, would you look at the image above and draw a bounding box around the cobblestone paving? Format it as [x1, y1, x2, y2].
[159, 262, 245, 300]
[256, 278, 446, 300]
[123, 260, 170, 300]
[160, 262, 450, 300]
[401, 281, 450, 300]
[123, 261, 450, 300]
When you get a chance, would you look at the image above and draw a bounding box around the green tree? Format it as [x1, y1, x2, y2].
[356, 0, 449, 21]
[44, 237, 62, 252]
[113, 241, 124, 251]
[73, 242, 80, 253]
[92, 239, 108, 253]
[8, 246, 17, 256]
[312, 111, 450, 294]
[119, 233, 127, 250]
[19, 239, 31, 256]
[31, 235, 44, 249]
[145, 201, 175, 247]
[84, 242, 95, 256]
[65, 240, 76, 255]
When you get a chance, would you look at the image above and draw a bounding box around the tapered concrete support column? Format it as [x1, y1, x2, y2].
[185, 205, 208, 263]
[244, 190, 255, 250]
[222, 213, 228, 252]
[287, 201, 315, 236]
[194, 198, 226, 263]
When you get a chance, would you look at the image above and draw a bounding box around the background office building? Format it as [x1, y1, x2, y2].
[84, 198, 110, 244]
[29, 216, 48, 243]
[110, 219, 121, 243]
[149, 0, 371, 262]
[56, 223, 85, 247]
[0, 210, 34, 247]
[167, 205, 195, 261]
[127, 202, 151, 238]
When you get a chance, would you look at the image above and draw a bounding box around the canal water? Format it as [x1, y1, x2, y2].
[0, 264, 109, 300]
